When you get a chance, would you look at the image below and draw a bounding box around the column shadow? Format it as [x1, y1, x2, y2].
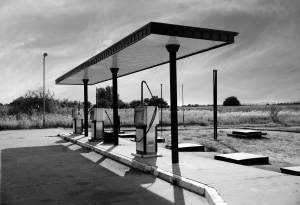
[0, 144, 186, 204]
[172, 163, 185, 204]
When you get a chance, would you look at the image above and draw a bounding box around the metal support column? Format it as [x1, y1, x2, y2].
[161, 84, 163, 137]
[166, 44, 180, 164]
[213, 70, 217, 140]
[110, 68, 119, 145]
[83, 79, 89, 136]
[182, 84, 185, 127]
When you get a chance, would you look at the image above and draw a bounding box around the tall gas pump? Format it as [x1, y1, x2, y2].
[72, 108, 83, 134]
[131, 81, 162, 158]
[89, 108, 105, 141]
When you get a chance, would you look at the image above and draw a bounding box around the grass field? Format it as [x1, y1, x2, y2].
[158, 127, 300, 165]
[0, 104, 299, 166]
[113, 105, 300, 127]
[0, 104, 299, 129]
[0, 113, 71, 130]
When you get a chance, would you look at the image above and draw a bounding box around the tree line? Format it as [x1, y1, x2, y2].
[0, 87, 92, 115]
[0, 86, 169, 116]
[96, 86, 169, 109]
[5, 86, 290, 116]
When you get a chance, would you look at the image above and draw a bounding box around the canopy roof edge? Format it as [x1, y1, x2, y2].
[55, 22, 238, 85]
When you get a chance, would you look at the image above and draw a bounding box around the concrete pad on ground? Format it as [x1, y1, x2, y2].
[232, 130, 262, 134]
[215, 152, 269, 165]
[227, 129, 267, 138]
[280, 166, 300, 176]
[165, 143, 204, 152]
[118, 133, 135, 138]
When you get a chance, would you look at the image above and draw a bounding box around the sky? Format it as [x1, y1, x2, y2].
[1, 0, 300, 105]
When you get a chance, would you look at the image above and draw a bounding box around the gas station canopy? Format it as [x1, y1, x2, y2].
[55, 22, 238, 85]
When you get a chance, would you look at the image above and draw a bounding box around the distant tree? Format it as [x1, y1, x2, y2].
[81, 101, 92, 109]
[143, 96, 168, 108]
[57, 98, 81, 108]
[129, 100, 141, 108]
[223, 96, 241, 106]
[119, 100, 129, 109]
[10, 87, 57, 114]
[129, 96, 168, 108]
[96, 86, 126, 108]
[96, 86, 113, 108]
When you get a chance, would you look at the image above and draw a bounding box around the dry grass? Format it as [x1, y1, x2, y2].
[0, 105, 299, 130]
[160, 128, 300, 165]
[0, 105, 299, 165]
[115, 105, 300, 126]
[0, 113, 72, 130]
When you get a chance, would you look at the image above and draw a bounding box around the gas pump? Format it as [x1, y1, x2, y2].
[72, 108, 83, 134]
[89, 108, 105, 141]
[131, 81, 162, 158]
[133, 106, 160, 157]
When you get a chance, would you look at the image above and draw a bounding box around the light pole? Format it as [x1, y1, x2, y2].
[43, 53, 48, 128]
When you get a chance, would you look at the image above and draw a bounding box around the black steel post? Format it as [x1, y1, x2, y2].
[166, 44, 180, 164]
[141, 81, 143, 106]
[110, 68, 119, 145]
[213, 70, 217, 140]
[83, 79, 89, 136]
[96, 87, 98, 107]
[182, 84, 185, 127]
[161, 84, 162, 137]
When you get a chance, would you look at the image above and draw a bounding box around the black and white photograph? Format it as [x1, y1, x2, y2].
[0, 0, 299, 204]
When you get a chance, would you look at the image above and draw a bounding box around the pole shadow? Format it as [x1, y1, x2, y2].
[0, 143, 191, 204]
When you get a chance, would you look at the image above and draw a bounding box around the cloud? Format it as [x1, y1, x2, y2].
[0, 0, 300, 105]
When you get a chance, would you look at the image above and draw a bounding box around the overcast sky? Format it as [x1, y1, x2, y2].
[1, 0, 299, 105]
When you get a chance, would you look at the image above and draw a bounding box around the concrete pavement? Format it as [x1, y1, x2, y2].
[59, 131, 300, 205]
[0, 129, 208, 205]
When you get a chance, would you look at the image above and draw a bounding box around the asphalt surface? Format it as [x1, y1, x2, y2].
[0, 129, 208, 205]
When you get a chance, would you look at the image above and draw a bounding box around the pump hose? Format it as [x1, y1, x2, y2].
[88, 105, 96, 114]
[104, 110, 113, 128]
[88, 106, 113, 128]
[134, 81, 160, 142]
[146, 106, 157, 133]
[133, 105, 158, 142]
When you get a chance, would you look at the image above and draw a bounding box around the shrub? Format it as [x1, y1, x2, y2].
[223, 96, 241, 106]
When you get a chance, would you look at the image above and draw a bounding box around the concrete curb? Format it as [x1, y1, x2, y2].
[58, 133, 227, 205]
